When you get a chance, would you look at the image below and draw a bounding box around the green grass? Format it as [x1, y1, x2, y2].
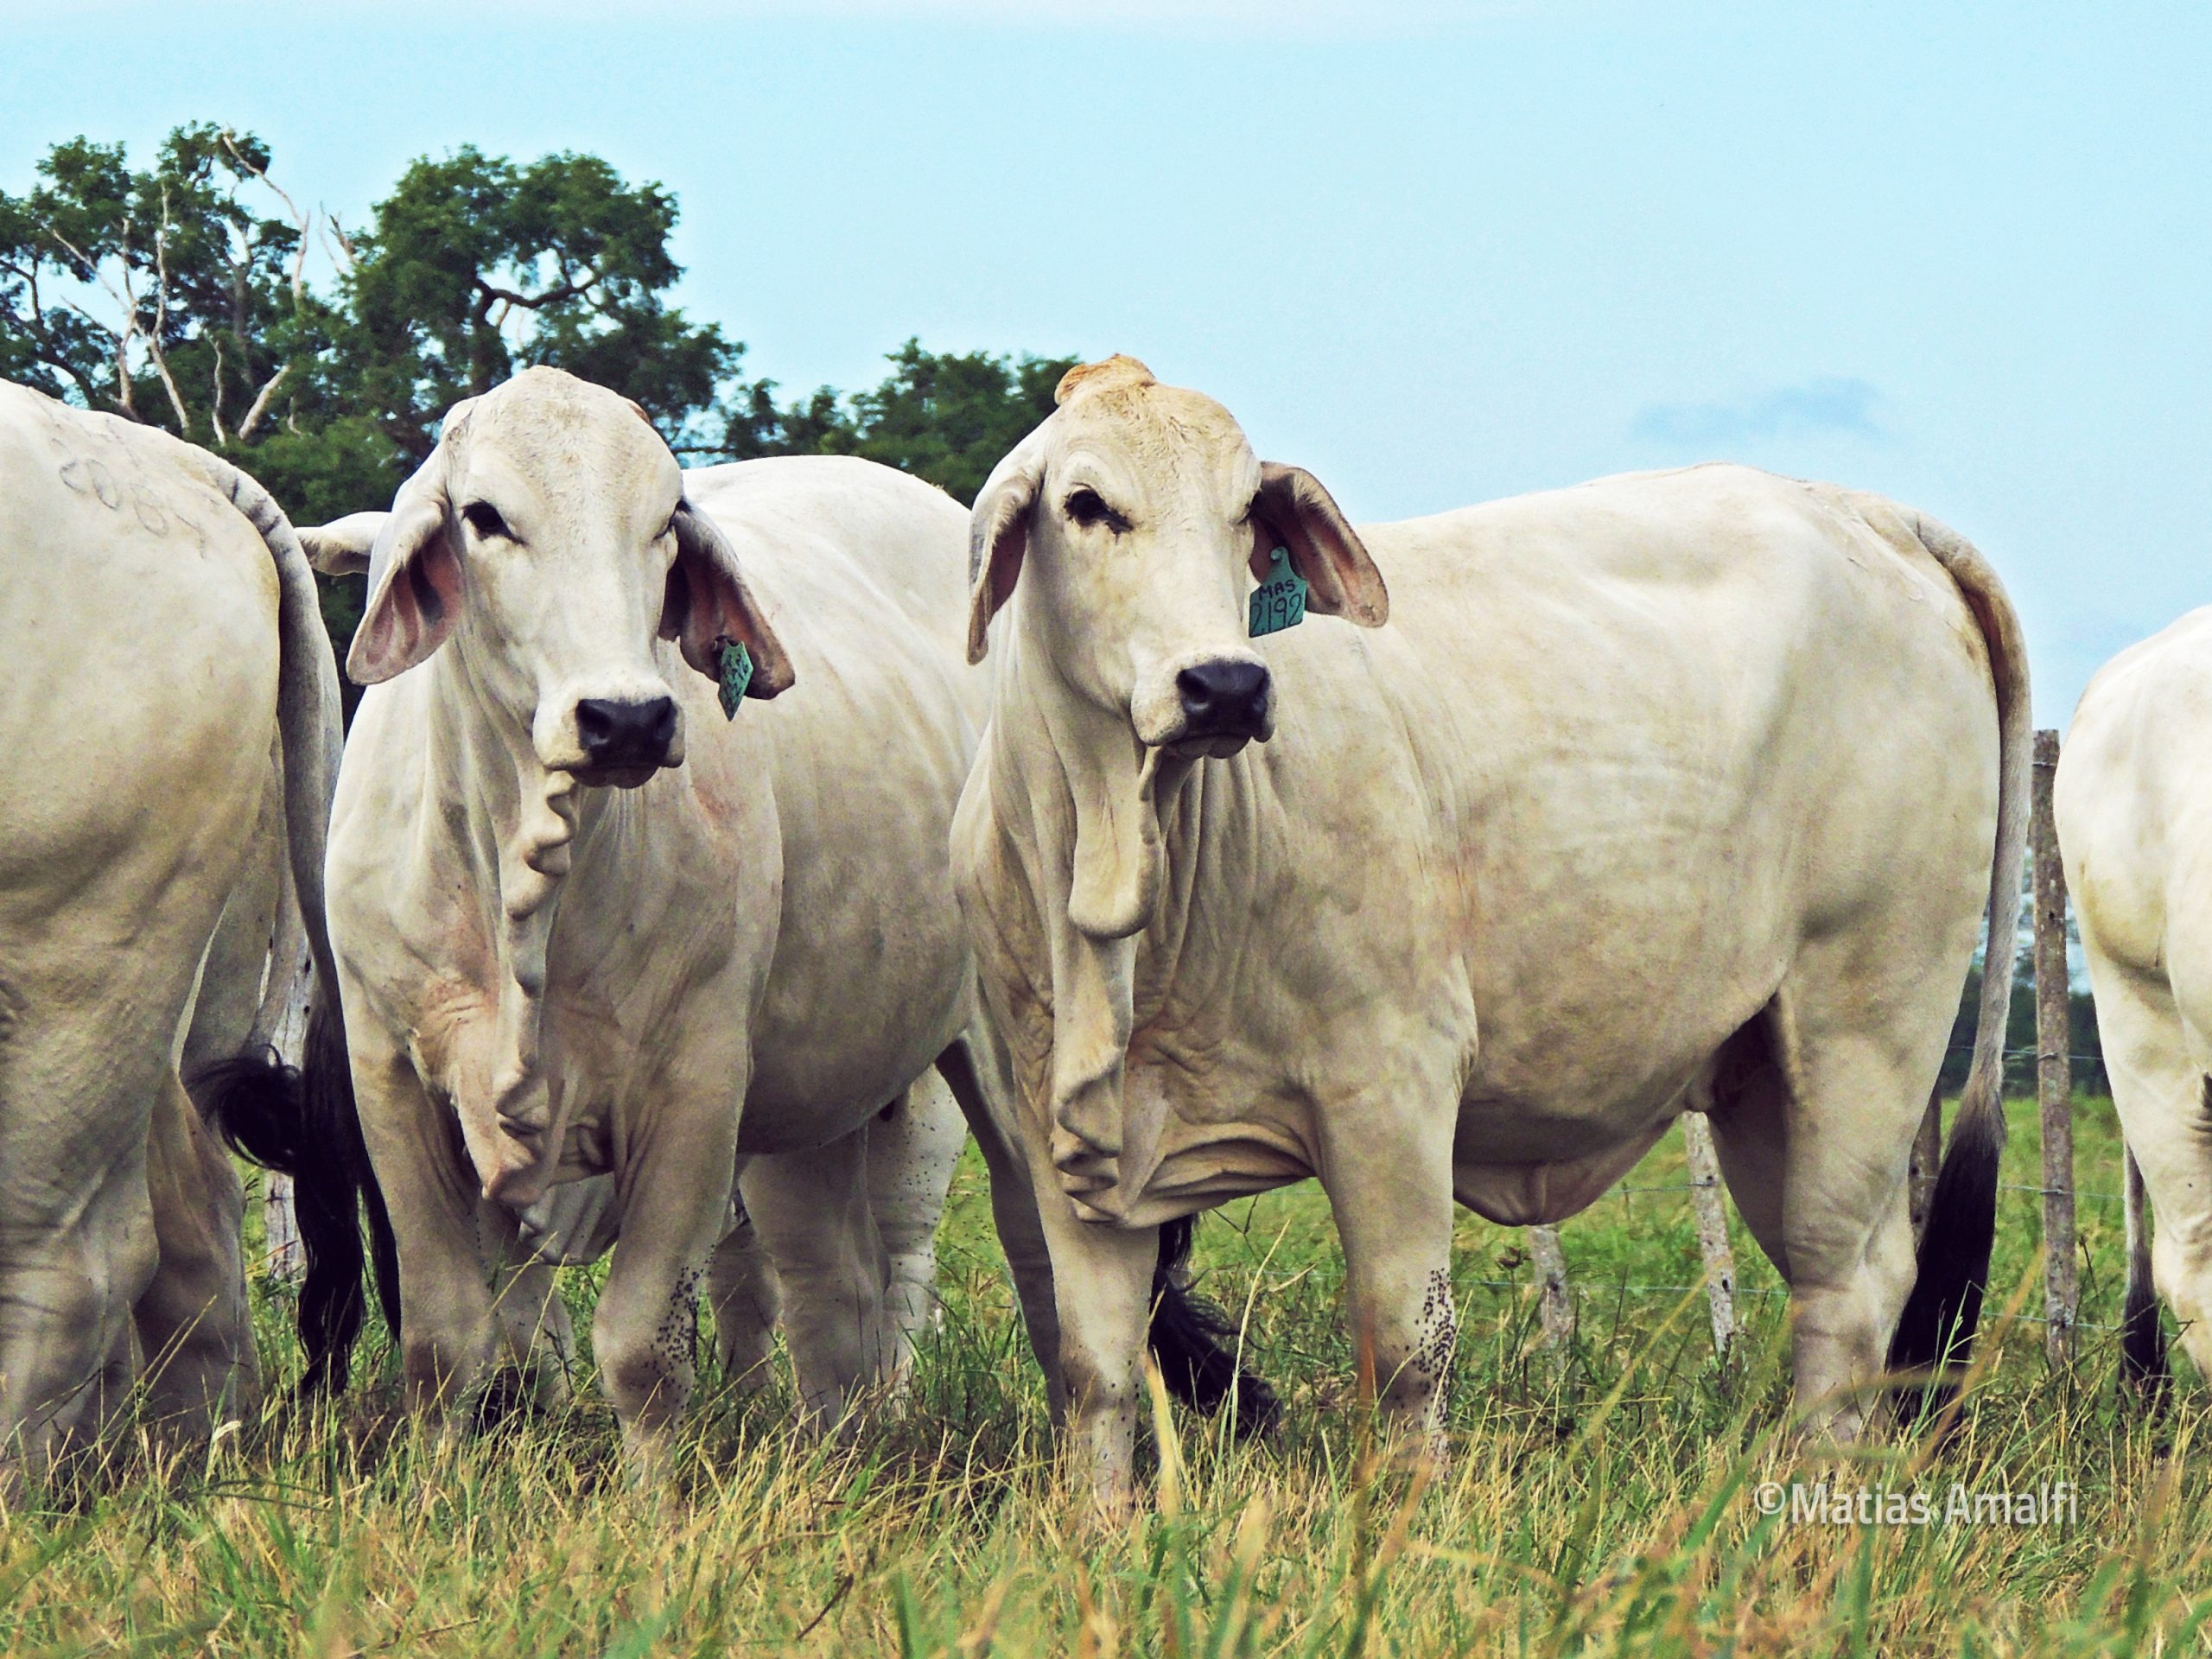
[3, 1093, 2202, 1656]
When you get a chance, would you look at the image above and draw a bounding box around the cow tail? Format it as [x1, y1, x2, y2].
[1147, 1214, 1281, 1440]
[2121, 1143, 2169, 1407]
[1885, 511, 2031, 1411]
[189, 452, 397, 1394]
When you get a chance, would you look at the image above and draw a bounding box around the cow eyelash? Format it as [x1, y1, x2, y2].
[461, 501, 512, 541]
[1063, 487, 1131, 534]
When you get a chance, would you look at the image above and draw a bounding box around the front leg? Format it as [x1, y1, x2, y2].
[1027, 1160, 1158, 1512]
[592, 1110, 739, 1479]
[1318, 1104, 1458, 1449]
[350, 1030, 500, 1421]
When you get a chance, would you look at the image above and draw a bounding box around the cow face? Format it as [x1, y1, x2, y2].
[312, 368, 791, 787]
[964, 356, 1386, 754]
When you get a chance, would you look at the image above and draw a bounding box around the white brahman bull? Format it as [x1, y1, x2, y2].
[953, 356, 2030, 1503]
[2055, 610, 2212, 1402]
[0, 380, 340, 1487]
[292, 368, 1260, 1468]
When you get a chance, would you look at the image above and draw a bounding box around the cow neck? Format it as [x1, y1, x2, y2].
[422, 640, 619, 1203]
[989, 642, 1203, 1221]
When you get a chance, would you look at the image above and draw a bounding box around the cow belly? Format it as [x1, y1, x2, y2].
[1452, 1122, 1671, 1225]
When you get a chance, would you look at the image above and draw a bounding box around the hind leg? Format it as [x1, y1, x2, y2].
[938, 1033, 1064, 1417]
[2090, 963, 2212, 1378]
[866, 1077, 965, 1392]
[707, 1184, 780, 1395]
[739, 1130, 892, 1430]
[1756, 978, 1942, 1440]
[480, 1201, 574, 1411]
[135, 1071, 260, 1438]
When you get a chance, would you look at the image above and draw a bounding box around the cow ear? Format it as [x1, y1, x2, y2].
[348, 454, 465, 683]
[296, 511, 387, 576]
[1250, 462, 1388, 626]
[967, 443, 1042, 664]
[659, 499, 796, 700]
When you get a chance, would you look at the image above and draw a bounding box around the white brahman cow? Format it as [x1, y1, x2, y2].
[0, 380, 340, 1488]
[953, 356, 2030, 1503]
[292, 368, 1261, 1469]
[2055, 610, 2212, 1402]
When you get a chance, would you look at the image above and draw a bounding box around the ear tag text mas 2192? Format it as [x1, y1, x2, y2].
[1249, 546, 1307, 639]
[715, 637, 754, 720]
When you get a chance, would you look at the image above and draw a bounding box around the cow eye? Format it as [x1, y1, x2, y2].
[1064, 487, 1128, 533]
[461, 500, 512, 542]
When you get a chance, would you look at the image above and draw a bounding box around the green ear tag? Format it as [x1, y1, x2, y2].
[716, 638, 754, 720]
[1249, 546, 1308, 639]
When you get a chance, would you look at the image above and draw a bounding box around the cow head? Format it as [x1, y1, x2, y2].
[302, 367, 792, 787]
[966, 356, 1386, 755]
[964, 358, 1388, 941]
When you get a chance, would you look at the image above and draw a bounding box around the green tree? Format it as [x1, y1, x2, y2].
[0, 124, 346, 452]
[728, 340, 1075, 504]
[340, 148, 738, 465]
[4, 125, 1077, 677]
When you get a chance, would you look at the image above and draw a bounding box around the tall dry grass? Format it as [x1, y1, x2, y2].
[0, 1098, 2197, 1656]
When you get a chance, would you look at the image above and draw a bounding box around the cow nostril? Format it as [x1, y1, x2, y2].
[574, 696, 678, 766]
[1176, 661, 1272, 732]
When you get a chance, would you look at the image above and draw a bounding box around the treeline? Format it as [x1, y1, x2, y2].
[0, 124, 1071, 649]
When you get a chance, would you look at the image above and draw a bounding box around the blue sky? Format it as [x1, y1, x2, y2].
[5, 1, 2205, 723]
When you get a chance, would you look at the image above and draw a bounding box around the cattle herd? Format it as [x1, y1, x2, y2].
[0, 353, 2200, 1510]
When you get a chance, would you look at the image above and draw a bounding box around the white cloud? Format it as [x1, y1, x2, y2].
[1631, 378, 1883, 446]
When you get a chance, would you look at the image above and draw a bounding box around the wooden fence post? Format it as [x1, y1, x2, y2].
[1530, 1224, 1573, 1367]
[1680, 1113, 1737, 1359]
[2032, 728, 2078, 1363]
[1910, 1084, 1943, 1239]
[264, 944, 311, 1284]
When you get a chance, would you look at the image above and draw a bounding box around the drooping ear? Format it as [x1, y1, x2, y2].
[296, 512, 388, 576]
[348, 455, 464, 684]
[1250, 461, 1389, 626]
[967, 442, 1043, 664]
[658, 499, 797, 699]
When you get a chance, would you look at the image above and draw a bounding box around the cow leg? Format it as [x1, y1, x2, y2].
[479, 1201, 573, 1413]
[1318, 1104, 1458, 1447]
[1758, 995, 1929, 1441]
[0, 1033, 164, 1494]
[938, 1034, 1065, 1418]
[1699, 1014, 1792, 1274]
[351, 1041, 499, 1422]
[706, 1183, 781, 1395]
[591, 1116, 740, 1478]
[1022, 1160, 1155, 1510]
[867, 1077, 966, 1394]
[134, 1070, 260, 1441]
[741, 1130, 893, 1432]
[2089, 966, 2212, 1377]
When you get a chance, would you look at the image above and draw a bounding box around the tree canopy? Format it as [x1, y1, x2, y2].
[2, 124, 1074, 664]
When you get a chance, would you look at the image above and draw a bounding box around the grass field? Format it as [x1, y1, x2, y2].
[2, 1092, 2202, 1657]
